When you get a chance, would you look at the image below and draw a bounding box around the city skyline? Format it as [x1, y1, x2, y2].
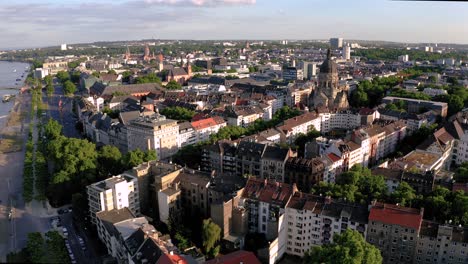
[1, 0, 468, 49]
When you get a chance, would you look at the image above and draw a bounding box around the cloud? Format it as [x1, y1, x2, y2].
[141, 0, 255, 6]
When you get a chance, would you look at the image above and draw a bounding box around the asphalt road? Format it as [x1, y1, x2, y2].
[59, 212, 100, 264]
[45, 83, 81, 139]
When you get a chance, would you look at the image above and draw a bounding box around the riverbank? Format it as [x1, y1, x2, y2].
[0, 91, 29, 154]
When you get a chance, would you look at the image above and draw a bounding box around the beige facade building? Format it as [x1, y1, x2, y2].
[126, 114, 179, 160]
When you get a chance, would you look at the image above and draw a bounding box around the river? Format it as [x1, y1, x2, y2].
[0, 61, 30, 130]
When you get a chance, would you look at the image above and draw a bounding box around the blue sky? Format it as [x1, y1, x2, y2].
[0, 0, 467, 49]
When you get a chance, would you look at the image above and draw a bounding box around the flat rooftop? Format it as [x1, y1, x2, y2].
[403, 151, 441, 166]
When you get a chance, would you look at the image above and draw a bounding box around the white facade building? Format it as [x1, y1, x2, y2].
[87, 173, 140, 224]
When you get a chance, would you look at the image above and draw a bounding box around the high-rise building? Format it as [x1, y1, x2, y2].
[60, 43, 67, 51]
[342, 44, 351, 60]
[330, 38, 344, 49]
[398, 55, 409, 62]
[283, 67, 304, 81]
[87, 173, 140, 224]
[300, 61, 317, 80]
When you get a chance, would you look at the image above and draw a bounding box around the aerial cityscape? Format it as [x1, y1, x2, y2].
[0, 0, 467, 264]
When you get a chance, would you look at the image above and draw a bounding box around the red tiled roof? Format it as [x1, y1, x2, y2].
[369, 202, 423, 230]
[205, 250, 261, 264]
[191, 117, 225, 130]
[242, 178, 295, 206]
[156, 253, 188, 264]
[327, 153, 341, 163]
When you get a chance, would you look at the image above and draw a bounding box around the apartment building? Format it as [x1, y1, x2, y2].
[129, 160, 183, 221]
[201, 140, 238, 176]
[367, 202, 424, 264]
[236, 141, 267, 177]
[177, 121, 196, 148]
[191, 116, 227, 142]
[284, 157, 325, 192]
[126, 113, 179, 160]
[87, 173, 140, 224]
[382, 96, 448, 118]
[278, 112, 322, 143]
[284, 193, 368, 257]
[241, 178, 297, 241]
[260, 146, 295, 182]
[449, 112, 468, 165]
[415, 221, 468, 264]
[95, 208, 189, 264]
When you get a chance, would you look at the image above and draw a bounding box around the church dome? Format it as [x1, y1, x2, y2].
[320, 49, 338, 74]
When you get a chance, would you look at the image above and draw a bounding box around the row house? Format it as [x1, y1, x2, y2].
[236, 141, 267, 178]
[95, 208, 193, 264]
[319, 110, 362, 133]
[284, 157, 325, 192]
[284, 193, 368, 258]
[367, 202, 424, 264]
[240, 178, 297, 241]
[278, 112, 321, 143]
[190, 116, 227, 142]
[225, 105, 264, 127]
[371, 168, 435, 195]
[201, 140, 238, 177]
[449, 111, 468, 165]
[177, 121, 196, 148]
[367, 201, 468, 264]
[260, 146, 295, 182]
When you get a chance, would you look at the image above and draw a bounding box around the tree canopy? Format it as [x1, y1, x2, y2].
[63, 80, 77, 95]
[135, 73, 162, 84]
[160, 106, 195, 121]
[56, 71, 69, 83]
[202, 219, 221, 259]
[303, 229, 382, 264]
[312, 165, 387, 204]
[165, 80, 182, 90]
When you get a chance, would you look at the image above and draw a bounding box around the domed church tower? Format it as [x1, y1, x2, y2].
[311, 49, 349, 110]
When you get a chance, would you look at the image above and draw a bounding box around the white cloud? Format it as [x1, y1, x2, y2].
[142, 0, 255, 6]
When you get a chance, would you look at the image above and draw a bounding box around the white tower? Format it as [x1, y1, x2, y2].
[343, 44, 351, 60]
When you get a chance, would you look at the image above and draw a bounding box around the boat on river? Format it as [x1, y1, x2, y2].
[2, 94, 15, 103]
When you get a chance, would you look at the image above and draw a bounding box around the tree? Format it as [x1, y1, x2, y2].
[174, 232, 191, 250]
[46, 83, 54, 96]
[44, 119, 63, 140]
[455, 162, 468, 182]
[48, 136, 98, 184]
[70, 71, 81, 83]
[202, 219, 221, 258]
[135, 73, 161, 84]
[26, 232, 46, 263]
[63, 80, 77, 95]
[165, 80, 182, 90]
[97, 145, 123, 177]
[160, 106, 195, 121]
[303, 229, 382, 264]
[390, 182, 416, 207]
[56, 71, 69, 83]
[122, 149, 156, 169]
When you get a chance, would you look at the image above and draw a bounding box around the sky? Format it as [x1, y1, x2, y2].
[1, 0, 467, 49]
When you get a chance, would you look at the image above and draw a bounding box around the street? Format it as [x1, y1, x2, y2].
[45, 83, 81, 139]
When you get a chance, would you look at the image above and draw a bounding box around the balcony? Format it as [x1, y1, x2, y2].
[324, 218, 332, 225]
